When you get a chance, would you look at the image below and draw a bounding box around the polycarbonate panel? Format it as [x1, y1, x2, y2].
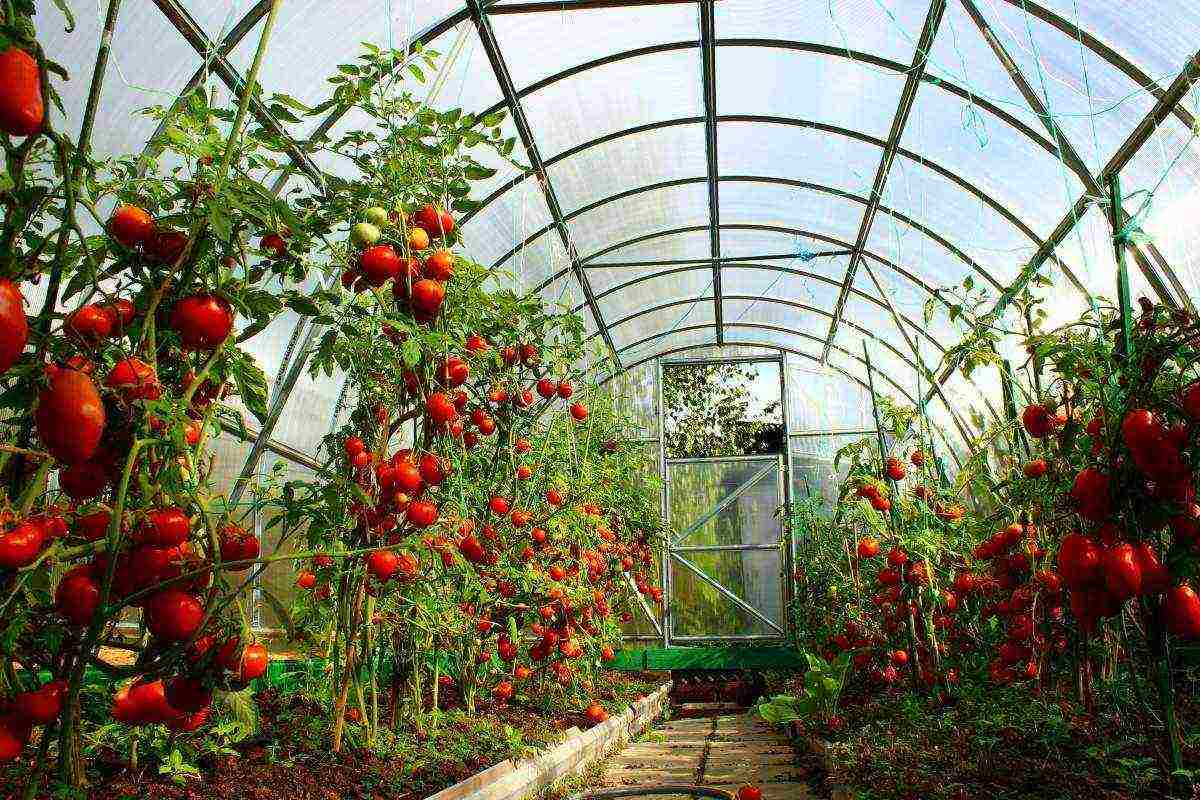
[591, 266, 713, 310]
[1028, 0, 1200, 84]
[538, 272, 588, 316]
[721, 298, 830, 341]
[670, 345, 780, 363]
[883, 156, 1033, 284]
[609, 299, 717, 352]
[719, 181, 866, 245]
[866, 210, 1005, 294]
[566, 182, 710, 260]
[901, 84, 1086, 236]
[669, 459, 782, 547]
[723, 323, 822, 355]
[716, 46, 906, 140]
[491, 226, 569, 292]
[229, 2, 471, 110]
[623, 325, 717, 366]
[932, 0, 1158, 176]
[1120, 117, 1200, 302]
[463, 175, 554, 267]
[34, 5, 203, 161]
[784, 355, 873, 432]
[273, 369, 346, 456]
[791, 432, 871, 510]
[720, 263, 848, 310]
[610, 360, 658, 440]
[491, 3, 699, 89]
[670, 553, 782, 638]
[549, 123, 708, 215]
[715, 0, 934, 64]
[522, 47, 704, 159]
[587, 228, 712, 265]
[720, 228, 848, 261]
[717, 120, 878, 198]
[854, 260, 962, 349]
[256, 453, 319, 628]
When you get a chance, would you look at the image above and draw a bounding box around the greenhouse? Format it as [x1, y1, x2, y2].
[2, 0, 1200, 797]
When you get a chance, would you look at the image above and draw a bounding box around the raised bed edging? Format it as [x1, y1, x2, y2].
[426, 682, 672, 800]
[787, 724, 852, 800]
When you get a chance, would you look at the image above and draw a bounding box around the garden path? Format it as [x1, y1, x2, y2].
[596, 712, 811, 798]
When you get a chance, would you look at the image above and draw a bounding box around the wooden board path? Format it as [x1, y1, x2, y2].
[596, 713, 811, 798]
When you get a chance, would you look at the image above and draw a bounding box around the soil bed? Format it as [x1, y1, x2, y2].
[0, 672, 662, 800]
[782, 680, 1200, 800]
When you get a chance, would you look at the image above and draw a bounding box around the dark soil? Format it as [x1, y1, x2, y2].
[781, 680, 1200, 800]
[0, 672, 662, 800]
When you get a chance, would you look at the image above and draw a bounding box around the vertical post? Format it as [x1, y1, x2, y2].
[656, 358, 671, 649]
[779, 352, 797, 643]
[1110, 175, 1184, 787]
[1109, 176, 1136, 361]
[1001, 359, 1032, 459]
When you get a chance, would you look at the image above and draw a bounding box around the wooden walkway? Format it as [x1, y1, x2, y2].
[597, 712, 811, 798]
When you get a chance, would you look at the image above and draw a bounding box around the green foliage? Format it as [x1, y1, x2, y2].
[662, 361, 783, 459]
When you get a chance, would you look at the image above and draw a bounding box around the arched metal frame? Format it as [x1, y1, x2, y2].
[129, 0, 1200, 482]
[587, 295, 993, 438]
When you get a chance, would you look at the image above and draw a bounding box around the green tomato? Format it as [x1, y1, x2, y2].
[350, 222, 381, 248]
[364, 207, 389, 227]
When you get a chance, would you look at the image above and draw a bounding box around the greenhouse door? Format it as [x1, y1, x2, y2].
[662, 454, 790, 644]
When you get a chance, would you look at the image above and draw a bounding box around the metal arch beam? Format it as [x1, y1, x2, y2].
[475, 40, 1058, 161]
[466, 0, 621, 367]
[462, 113, 1052, 256]
[699, 0, 722, 343]
[587, 295, 995, 436]
[959, 0, 1184, 311]
[556, 222, 949, 305]
[603, 324, 972, 463]
[578, 265, 952, 357]
[151, 0, 325, 185]
[923, 46, 1200, 406]
[822, 0, 947, 364]
[494, 175, 1008, 291]
[268, 7, 476, 194]
[142, 1, 272, 163]
[996, 0, 1195, 132]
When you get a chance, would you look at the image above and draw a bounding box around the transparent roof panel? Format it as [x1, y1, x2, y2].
[595, 270, 715, 324]
[522, 47, 704, 159]
[622, 325, 717, 366]
[491, 227, 569, 293]
[491, 3, 699, 89]
[1121, 117, 1200, 302]
[901, 83, 1087, 236]
[566, 182, 711, 259]
[228, 2, 472, 109]
[714, 0, 934, 64]
[549, 123, 708, 216]
[721, 298, 831, 342]
[35, 5, 203, 161]
[586, 228, 712, 266]
[718, 181, 866, 246]
[957, 0, 1159, 175]
[463, 175, 554, 268]
[1028, 0, 1200, 85]
[720, 263, 847, 310]
[717, 120, 878, 198]
[720, 228, 848, 261]
[608, 297, 717, 352]
[723, 325, 823, 359]
[716, 45, 907, 140]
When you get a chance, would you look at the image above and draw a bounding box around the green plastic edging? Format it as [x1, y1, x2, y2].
[608, 646, 807, 671]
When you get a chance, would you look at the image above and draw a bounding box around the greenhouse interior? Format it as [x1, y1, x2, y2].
[3, 0, 1200, 798]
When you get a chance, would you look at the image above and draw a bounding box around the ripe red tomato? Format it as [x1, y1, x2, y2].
[0, 47, 44, 137]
